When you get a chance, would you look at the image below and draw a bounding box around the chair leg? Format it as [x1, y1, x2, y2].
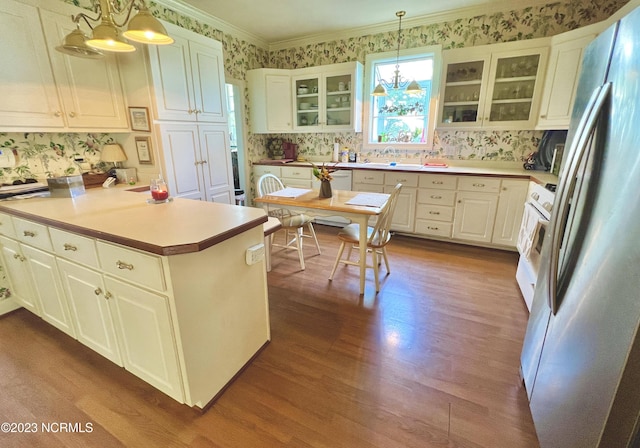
[371, 247, 380, 292]
[307, 222, 321, 254]
[295, 231, 305, 270]
[329, 241, 346, 280]
[381, 247, 390, 273]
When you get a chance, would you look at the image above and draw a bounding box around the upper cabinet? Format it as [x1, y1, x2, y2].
[39, 8, 129, 130]
[247, 69, 293, 133]
[0, 0, 129, 132]
[248, 61, 363, 134]
[536, 22, 604, 130]
[439, 40, 549, 130]
[148, 23, 227, 123]
[292, 62, 363, 132]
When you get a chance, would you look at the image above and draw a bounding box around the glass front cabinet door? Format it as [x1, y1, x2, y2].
[439, 45, 548, 130]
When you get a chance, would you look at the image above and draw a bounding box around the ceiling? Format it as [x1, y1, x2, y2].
[167, 0, 548, 45]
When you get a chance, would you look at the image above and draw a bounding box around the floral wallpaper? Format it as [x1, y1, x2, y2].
[4, 0, 626, 184]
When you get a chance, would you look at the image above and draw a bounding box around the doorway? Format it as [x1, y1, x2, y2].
[225, 80, 249, 205]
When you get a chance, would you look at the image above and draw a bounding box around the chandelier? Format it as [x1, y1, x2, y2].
[372, 11, 422, 96]
[56, 0, 173, 59]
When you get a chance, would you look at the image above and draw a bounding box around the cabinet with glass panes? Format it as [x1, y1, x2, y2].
[439, 42, 548, 130]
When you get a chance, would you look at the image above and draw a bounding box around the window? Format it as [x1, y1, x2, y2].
[364, 46, 441, 150]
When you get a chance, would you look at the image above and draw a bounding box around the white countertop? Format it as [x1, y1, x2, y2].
[257, 160, 559, 186]
[0, 186, 267, 255]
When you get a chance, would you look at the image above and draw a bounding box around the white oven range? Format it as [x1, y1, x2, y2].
[516, 182, 555, 311]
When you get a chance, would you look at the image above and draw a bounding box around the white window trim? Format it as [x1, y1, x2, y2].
[363, 45, 442, 152]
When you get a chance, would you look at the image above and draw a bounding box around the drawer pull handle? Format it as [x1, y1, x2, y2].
[116, 260, 134, 270]
[429, 211, 440, 215]
[431, 195, 442, 199]
[432, 181, 443, 185]
[472, 183, 485, 187]
[63, 243, 78, 251]
[94, 287, 102, 296]
[104, 292, 113, 300]
[427, 226, 439, 230]
[23, 231, 36, 237]
[13, 254, 26, 262]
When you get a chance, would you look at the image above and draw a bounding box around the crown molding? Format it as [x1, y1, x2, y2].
[268, 0, 554, 52]
[155, 0, 269, 49]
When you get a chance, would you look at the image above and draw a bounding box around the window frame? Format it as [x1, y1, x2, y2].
[363, 45, 442, 151]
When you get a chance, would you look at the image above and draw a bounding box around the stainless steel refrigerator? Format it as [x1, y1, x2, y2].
[520, 6, 640, 448]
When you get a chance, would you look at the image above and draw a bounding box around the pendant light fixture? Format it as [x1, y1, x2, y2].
[56, 0, 173, 58]
[372, 11, 422, 97]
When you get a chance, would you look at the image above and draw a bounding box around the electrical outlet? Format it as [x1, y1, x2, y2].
[245, 243, 265, 265]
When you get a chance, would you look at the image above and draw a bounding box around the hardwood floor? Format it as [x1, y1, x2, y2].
[0, 225, 539, 447]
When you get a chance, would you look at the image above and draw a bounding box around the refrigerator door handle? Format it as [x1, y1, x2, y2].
[547, 82, 611, 314]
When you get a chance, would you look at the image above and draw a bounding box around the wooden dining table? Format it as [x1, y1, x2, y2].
[254, 188, 390, 295]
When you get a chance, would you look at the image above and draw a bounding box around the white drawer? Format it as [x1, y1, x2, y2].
[281, 166, 312, 180]
[419, 174, 457, 190]
[353, 170, 385, 185]
[417, 189, 456, 206]
[97, 241, 166, 292]
[12, 217, 52, 252]
[0, 213, 16, 239]
[385, 172, 419, 187]
[49, 228, 99, 269]
[416, 204, 454, 222]
[254, 165, 281, 178]
[353, 183, 384, 193]
[415, 220, 452, 238]
[457, 176, 501, 193]
[282, 179, 312, 189]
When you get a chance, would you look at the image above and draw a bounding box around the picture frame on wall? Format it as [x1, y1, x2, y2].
[129, 107, 151, 132]
[135, 136, 153, 164]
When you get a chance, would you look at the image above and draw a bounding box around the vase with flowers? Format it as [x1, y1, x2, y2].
[312, 163, 337, 198]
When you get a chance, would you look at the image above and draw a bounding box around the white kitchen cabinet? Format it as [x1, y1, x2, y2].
[384, 172, 418, 233]
[536, 23, 602, 130]
[0, 0, 63, 129]
[439, 40, 549, 130]
[492, 179, 528, 247]
[158, 123, 234, 204]
[453, 192, 499, 243]
[415, 174, 458, 239]
[0, 236, 39, 315]
[39, 8, 128, 130]
[148, 22, 226, 123]
[352, 170, 385, 193]
[103, 275, 184, 402]
[247, 69, 292, 133]
[22, 244, 76, 338]
[281, 165, 314, 188]
[57, 258, 122, 365]
[292, 62, 363, 132]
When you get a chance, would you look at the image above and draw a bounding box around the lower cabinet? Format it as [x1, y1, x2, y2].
[491, 179, 528, 247]
[384, 172, 418, 233]
[0, 236, 38, 315]
[453, 191, 499, 243]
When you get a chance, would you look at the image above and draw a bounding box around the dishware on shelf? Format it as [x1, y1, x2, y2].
[299, 102, 311, 110]
[297, 85, 308, 95]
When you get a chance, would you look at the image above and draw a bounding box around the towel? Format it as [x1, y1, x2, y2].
[517, 203, 543, 257]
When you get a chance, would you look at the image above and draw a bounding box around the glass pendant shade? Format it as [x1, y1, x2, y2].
[86, 20, 136, 52]
[123, 7, 174, 45]
[55, 28, 104, 59]
[372, 83, 387, 96]
[405, 80, 422, 94]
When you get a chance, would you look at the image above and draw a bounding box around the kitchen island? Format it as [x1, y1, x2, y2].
[0, 186, 270, 411]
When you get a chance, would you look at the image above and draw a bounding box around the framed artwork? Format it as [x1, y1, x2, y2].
[128, 107, 151, 132]
[135, 136, 153, 164]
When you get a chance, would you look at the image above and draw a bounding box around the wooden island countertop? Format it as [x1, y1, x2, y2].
[0, 185, 267, 256]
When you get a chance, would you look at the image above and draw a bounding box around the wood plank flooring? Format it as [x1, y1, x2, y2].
[0, 225, 539, 448]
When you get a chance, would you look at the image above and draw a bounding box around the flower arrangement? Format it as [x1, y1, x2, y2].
[312, 162, 337, 182]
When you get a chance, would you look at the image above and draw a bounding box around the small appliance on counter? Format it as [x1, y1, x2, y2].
[523, 130, 567, 171]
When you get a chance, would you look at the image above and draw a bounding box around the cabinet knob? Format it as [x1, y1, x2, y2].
[188, 109, 195, 114]
[201, 159, 207, 164]
[63, 243, 78, 251]
[54, 111, 62, 117]
[94, 287, 102, 296]
[13, 253, 25, 262]
[116, 260, 134, 270]
[104, 292, 113, 300]
[68, 112, 76, 118]
[23, 230, 36, 237]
